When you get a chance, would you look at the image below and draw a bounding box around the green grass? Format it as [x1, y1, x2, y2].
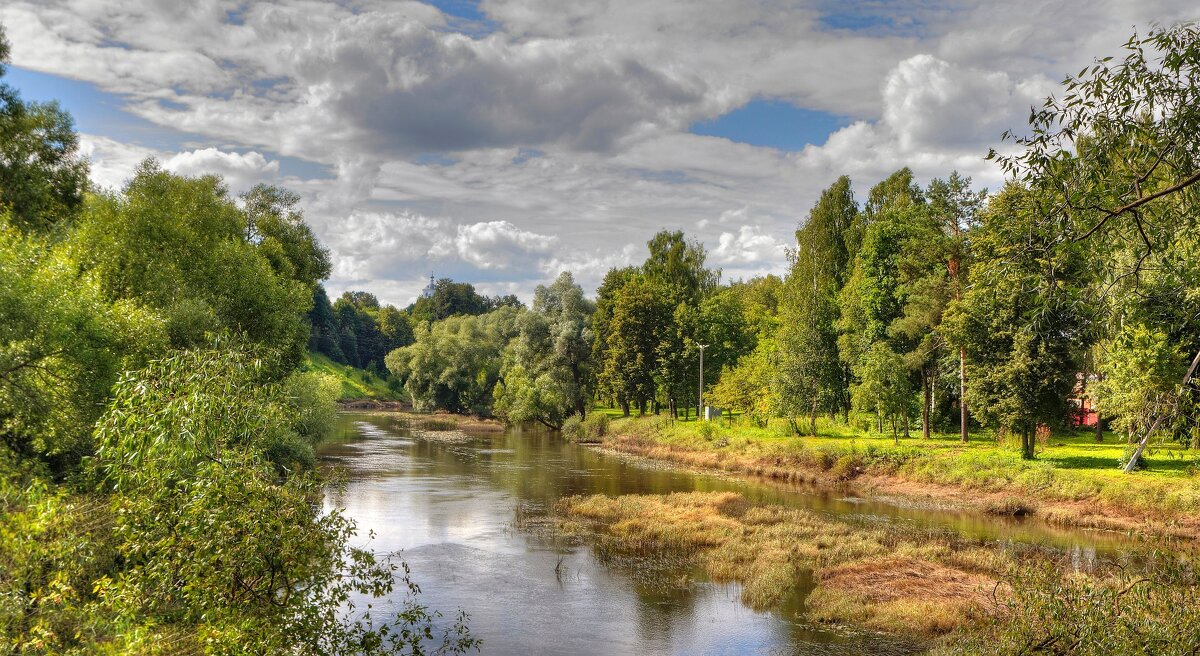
[302, 352, 403, 401]
[593, 405, 1200, 525]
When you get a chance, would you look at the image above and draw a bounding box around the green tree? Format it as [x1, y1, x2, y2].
[92, 346, 479, 653]
[643, 230, 719, 303]
[850, 341, 913, 444]
[597, 276, 672, 416]
[386, 307, 521, 414]
[992, 23, 1200, 468]
[925, 172, 986, 442]
[0, 220, 166, 470]
[778, 176, 856, 433]
[70, 160, 314, 370]
[493, 272, 594, 427]
[0, 28, 89, 232]
[945, 185, 1091, 459]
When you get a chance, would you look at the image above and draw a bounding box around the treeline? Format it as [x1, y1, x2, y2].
[386, 24, 1200, 467]
[0, 27, 474, 653]
[308, 277, 522, 374]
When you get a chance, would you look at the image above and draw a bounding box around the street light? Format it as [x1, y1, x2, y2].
[698, 343, 709, 421]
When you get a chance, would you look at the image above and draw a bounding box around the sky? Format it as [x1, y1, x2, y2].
[1, 1, 1195, 307]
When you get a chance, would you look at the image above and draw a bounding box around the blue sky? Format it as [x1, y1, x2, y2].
[690, 101, 848, 151]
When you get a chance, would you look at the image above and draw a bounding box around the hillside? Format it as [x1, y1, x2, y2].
[303, 352, 405, 401]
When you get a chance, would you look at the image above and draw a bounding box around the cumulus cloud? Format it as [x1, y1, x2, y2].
[712, 225, 784, 265]
[164, 148, 280, 192]
[454, 220, 557, 270]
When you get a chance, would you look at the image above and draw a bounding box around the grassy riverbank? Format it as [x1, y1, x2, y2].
[591, 412, 1200, 540]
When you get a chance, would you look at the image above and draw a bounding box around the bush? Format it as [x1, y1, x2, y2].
[561, 414, 585, 442]
[829, 454, 864, 481]
[583, 413, 610, 440]
[698, 421, 719, 441]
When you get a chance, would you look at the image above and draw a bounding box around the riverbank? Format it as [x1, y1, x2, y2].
[590, 414, 1200, 542]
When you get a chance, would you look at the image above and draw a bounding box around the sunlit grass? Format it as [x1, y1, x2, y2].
[303, 352, 402, 400]
[591, 405, 1200, 529]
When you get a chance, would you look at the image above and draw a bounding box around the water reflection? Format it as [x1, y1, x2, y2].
[319, 413, 1137, 655]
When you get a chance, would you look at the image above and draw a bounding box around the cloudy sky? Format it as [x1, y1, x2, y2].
[2, 1, 1194, 306]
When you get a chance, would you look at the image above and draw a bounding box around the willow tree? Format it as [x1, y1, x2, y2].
[991, 23, 1200, 470]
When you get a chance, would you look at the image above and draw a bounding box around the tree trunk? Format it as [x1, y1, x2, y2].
[622, 401, 630, 417]
[1021, 429, 1035, 460]
[877, 408, 883, 434]
[892, 418, 898, 445]
[903, 412, 910, 439]
[1095, 416, 1104, 442]
[921, 367, 931, 439]
[810, 396, 818, 436]
[1124, 348, 1200, 473]
[959, 347, 969, 443]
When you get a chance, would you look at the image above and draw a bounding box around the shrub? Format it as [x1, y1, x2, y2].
[562, 414, 585, 442]
[583, 412, 609, 440]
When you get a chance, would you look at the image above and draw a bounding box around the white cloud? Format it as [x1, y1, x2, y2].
[713, 225, 784, 265]
[454, 220, 557, 270]
[164, 148, 280, 192]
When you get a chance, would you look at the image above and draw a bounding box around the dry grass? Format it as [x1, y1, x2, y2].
[557, 491, 1000, 639]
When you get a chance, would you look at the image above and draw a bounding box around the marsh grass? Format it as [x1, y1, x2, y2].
[556, 491, 1000, 637]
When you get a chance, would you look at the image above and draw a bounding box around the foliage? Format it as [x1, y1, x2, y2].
[0, 28, 89, 233]
[493, 272, 594, 428]
[596, 276, 673, 416]
[945, 185, 1092, 459]
[386, 307, 521, 414]
[69, 161, 319, 372]
[777, 176, 856, 430]
[0, 220, 166, 470]
[938, 553, 1200, 656]
[89, 346, 479, 654]
[850, 342, 913, 442]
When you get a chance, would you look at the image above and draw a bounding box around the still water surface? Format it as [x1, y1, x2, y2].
[319, 413, 1134, 655]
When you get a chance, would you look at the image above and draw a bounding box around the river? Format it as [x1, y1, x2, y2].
[318, 412, 1137, 655]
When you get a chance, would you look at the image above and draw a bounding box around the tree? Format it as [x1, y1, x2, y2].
[597, 276, 672, 416]
[306, 285, 345, 361]
[778, 176, 856, 433]
[70, 160, 315, 371]
[945, 185, 1091, 459]
[91, 346, 479, 653]
[850, 342, 913, 444]
[0, 28, 89, 232]
[643, 230, 719, 303]
[0, 219, 166, 471]
[386, 307, 521, 414]
[493, 272, 594, 427]
[926, 172, 986, 442]
[409, 279, 492, 323]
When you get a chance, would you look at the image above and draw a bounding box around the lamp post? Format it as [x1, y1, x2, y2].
[698, 343, 709, 421]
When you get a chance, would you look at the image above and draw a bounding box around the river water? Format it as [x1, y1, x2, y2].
[318, 413, 1136, 655]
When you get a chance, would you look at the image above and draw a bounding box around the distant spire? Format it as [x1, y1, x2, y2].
[420, 273, 436, 299]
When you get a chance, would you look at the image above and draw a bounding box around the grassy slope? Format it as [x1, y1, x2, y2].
[302, 352, 403, 401]
[596, 408, 1200, 537]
